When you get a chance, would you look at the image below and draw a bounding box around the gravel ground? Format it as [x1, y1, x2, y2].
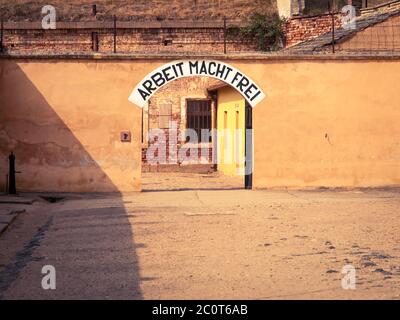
[0, 174, 399, 299]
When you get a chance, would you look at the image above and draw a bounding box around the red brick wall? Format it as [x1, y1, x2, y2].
[142, 77, 220, 171]
[1, 23, 257, 54]
[285, 13, 344, 47]
[1, 14, 349, 54]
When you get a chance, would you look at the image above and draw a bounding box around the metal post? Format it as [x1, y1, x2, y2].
[332, 11, 336, 54]
[244, 103, 253, 189]
[92, 32, 99, 52]
[0, 18, 4, 53]
[8, 152, 16, 194]
[223, 17, 227, 54]
[113, 15, 117, 54]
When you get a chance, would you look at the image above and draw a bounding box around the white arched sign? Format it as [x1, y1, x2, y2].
[128, 60, 266, 108]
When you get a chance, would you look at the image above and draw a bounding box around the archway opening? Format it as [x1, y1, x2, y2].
[140, 75, 253, 192]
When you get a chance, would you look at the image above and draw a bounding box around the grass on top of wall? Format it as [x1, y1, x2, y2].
[0, 0, 277, 22]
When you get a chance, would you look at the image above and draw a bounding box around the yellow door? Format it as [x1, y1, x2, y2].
[216, 86, 245, 176]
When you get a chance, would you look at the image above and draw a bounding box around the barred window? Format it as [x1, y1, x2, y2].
[186, 99, 212, 142]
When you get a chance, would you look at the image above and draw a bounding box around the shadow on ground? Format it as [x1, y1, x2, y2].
[0, 62, 143, 299]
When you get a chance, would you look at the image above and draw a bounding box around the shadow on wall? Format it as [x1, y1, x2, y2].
[0, 61, 141, 193]
[0, 62, 143, 299]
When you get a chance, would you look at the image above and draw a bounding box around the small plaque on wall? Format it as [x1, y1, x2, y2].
[120, 131, 131, 142]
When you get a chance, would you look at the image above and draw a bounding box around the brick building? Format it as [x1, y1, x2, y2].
[142, 76, 223, 172]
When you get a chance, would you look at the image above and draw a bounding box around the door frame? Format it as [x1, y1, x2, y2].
[245, 102, 253, 189]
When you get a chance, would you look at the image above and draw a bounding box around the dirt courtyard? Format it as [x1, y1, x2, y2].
[0, 173, 399, 299]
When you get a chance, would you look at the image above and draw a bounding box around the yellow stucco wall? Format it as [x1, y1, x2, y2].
[0, 60, 142, 192]
[251, 60, 400, 189]
[1, 58, 400, 191]
[216, 86, 246, 177]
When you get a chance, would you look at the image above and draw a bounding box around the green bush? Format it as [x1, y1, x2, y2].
[230, 13, 286, 52]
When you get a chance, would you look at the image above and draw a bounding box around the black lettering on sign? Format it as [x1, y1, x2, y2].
[231, 72, 243, 86]
[199, 61, 208, 75]
[142, 80, 155, 93]
[189, 61, 199, 74]
[151, 72, 166, 87]
[175, 62, 184, 77]
[171, 64, 179, 78]
[224, 67, 233, 81]
[140, 80, 157, 101]
[244, 83, 258, 100]
[131, 60, 265, 107]
[250, 90, 261, 102]
[208, 62, 217, 76]
[138, 88, 150, 101]
[162, 66, 174, 82]
[237, 76, 250, 93]
[216, 64, 226, 79]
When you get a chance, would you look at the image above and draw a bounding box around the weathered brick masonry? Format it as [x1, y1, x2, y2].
[1, 15, 352, 54]
[0, 21, 256, 54]
[285, 13, 344, 47]
[142, 76, 219, 172]
[1, 1, 395, 53]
